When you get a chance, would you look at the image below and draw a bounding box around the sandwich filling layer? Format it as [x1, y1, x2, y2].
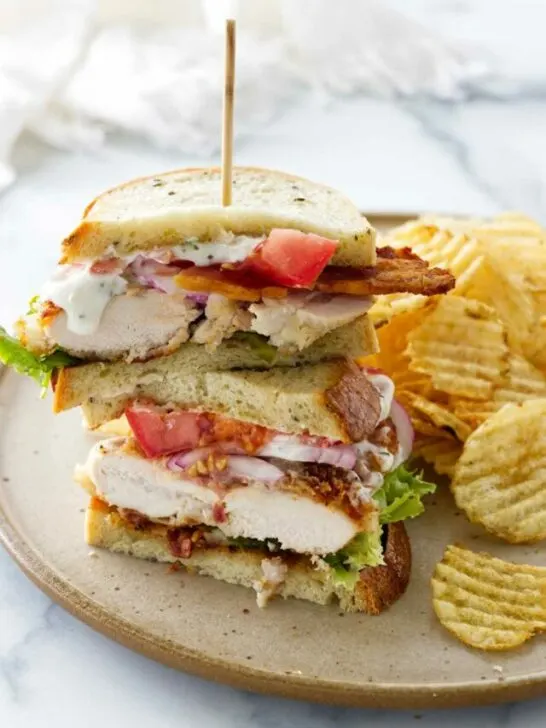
[17, 233, 454, 364]
[77, 370, 432, 570]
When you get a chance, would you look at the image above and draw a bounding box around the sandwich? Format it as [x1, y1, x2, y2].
[78, 360, 432, 613]
[0, 166, 455, 613]
[2, 167, 453, 398]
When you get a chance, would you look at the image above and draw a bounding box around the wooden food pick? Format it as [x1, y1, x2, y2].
[221, 18, 236, 207]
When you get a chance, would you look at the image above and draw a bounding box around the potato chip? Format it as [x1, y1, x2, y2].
[476, 216, 546, 303]
[449, 355, 546, 431]
[413, 437, 462, 477]
[368, 293, 426, 326]
[406, 297, 509, 400]
[452, 399, 546, 543]
[402, 392, 472, 442]
[360, 306, 432, 393]
[494, 353, 546, 404]
[388, 222, 483, 282]
[386, 215, 540, 354]
[449, 397, 499, 431]
[525, 315, 546, 372]
[455, 257, 536, 354]
[432, 544, 546, 650]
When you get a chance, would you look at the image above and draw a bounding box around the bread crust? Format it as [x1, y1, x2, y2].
[60, 166, 375, 266]
[351, 520, 411, 615]
[52, 316, 378, 420]
[85, 501, 411, 614]
[324, 361, 382, 441]
[58, 359, 381, 442]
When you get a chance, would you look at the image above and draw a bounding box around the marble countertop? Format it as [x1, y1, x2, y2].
[3, 4, 546, 724]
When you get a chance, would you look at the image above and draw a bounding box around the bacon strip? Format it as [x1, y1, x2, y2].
[316, 246, 455, 296]
[173, 246, 454, 300]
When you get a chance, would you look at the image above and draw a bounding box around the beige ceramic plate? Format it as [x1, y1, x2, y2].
[1, 214, 546, 710]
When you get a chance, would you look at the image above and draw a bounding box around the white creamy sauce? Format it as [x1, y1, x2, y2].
[116, 233, 265, 267]
[41, 265, 127, 335]
[171, 234, 264, 265]
[39, 234, 261, 338]
[355, 439, 395, 472]
[367, 373, 395, 423]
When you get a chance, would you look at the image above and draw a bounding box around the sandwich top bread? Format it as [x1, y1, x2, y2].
[61, 167, 376, 267]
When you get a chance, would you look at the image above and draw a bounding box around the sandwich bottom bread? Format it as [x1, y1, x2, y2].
[86, 498, 411, 615]
[75, 359, 434, 613]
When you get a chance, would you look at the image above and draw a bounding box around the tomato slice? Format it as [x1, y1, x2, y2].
[241, 229, 337, 287]
[125, 404, 204, 458]
[125, 403, 276, 458]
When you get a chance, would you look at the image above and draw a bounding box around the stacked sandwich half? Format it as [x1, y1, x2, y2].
[2, 167, 454, 612]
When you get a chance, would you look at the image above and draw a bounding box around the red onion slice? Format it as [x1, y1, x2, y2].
[166, 449, 283, 483]
[166, 445, 244, 471]
[226, 456, 284, 483]
[389, 399, 414, 463]
[258, 435, 356, 470]
[184, 292, 209, 305]
[128, 255, 208, 301]
[129, 256, 180, 294]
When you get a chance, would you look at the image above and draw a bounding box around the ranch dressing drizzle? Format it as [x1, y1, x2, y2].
[367, 373, 395, 422]
[41, 265, 127, 335]
[114, 234, 266, 267]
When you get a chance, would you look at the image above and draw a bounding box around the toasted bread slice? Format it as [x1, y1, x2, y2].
[53, 315, 377, 415]
[60, 167, 376, 267]
[74, 358, 381, 441]
[85, 502, 411, 614]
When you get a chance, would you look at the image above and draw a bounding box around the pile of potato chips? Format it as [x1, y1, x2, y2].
[365, 213, 546, 651]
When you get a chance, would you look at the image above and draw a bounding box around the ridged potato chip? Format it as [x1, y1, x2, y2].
[360, 306, 433, 393]
[457, 257, 535, 354]
[402, 392, 472, 442]
[452, 400, 546, 543]
[368, 293, 426, 326]
[413, 437, 462, 477]
[375, 214, 546, 486]
[449, 398, 499, 431]
[432, 545, 546, 650]
[387, 220, 482, 277]
[406, 297, 509, 400]
[494, 353, 546, 404]
[374, 221, 483, 325]
[449, 354, 546, 430]
[525, 315, 546, 372]
[386, 215, 540, 357]
[477, 214, 546, 288]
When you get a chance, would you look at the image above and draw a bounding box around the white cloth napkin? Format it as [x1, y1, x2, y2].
[0, 0, 490, 191]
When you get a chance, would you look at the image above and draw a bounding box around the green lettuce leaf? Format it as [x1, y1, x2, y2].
[324, 529, 384, 588]
[374, 464, 436, 525]
[231, 331, 278, 363]
[229, 535, 282, 552]
[26, 295, 40, 316]
[0, 326, 79, 394]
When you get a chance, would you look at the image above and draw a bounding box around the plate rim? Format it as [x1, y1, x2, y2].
[2, 212, 546, 710]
